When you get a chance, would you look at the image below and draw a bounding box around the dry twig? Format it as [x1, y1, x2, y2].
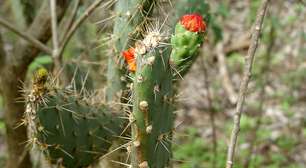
[216, 42, 237, 104]
[0, 17, 52, 55]
[226, 0, 270, 168]
[60, 0, 81, 43]
[58, 0, 112, 58]
[50, 0, 61, 71]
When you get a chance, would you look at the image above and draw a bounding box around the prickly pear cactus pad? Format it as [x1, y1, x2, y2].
[170, 13, 207, 76]
[131, 30, 174, 168]
[25, 69, 123, 168]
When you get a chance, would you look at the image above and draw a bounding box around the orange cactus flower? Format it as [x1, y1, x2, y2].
[180, 13, 206, 33]
[122, 47, 136, 72]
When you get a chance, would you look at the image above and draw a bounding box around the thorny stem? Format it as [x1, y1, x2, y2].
[0, 17, 52, 55]
[201, 56, 217, 168]
[226, 0, 270, 168]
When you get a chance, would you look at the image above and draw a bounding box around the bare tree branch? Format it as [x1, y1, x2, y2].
[20, 0, 37, 25]
[10, 0, 37, 27]
[50, 0, 61, 71]
[58, 0, 110, 58]
[0, 17, 52, 55]
[51, 0, 59, 52]
[60, 0, 81, 43]
[12, 0, 70, 69]
[216, 42, 237, 104]
[225, 1, 270, 168]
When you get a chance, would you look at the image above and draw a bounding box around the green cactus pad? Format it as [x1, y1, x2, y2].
[31, 88, 123, 168]
[170, 23, 204, 76]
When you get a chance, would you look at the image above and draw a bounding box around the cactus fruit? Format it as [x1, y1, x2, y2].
[25, 70, 123, 168]
[131, 30, 174, 168]
[170, 13, 206, 76]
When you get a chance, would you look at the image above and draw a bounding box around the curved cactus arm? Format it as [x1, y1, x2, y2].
[131, 31, 174, 168]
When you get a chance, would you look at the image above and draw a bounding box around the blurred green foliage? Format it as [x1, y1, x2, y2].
[174, 123, 303, 168]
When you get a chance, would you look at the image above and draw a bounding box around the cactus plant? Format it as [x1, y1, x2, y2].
[25, 68, 123, 168]
[24, 1, 208, 167]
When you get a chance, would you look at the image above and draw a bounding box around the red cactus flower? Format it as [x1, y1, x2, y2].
[122, 47, 136, 72]
[180, 13, 206, 33]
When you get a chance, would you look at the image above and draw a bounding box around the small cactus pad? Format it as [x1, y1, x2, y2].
[27, 81, 123, 168]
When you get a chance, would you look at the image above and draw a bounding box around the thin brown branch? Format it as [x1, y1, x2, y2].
[60, 0, 81, 43]
[225, 1, 270, 168]
[51, 0, 59, 52]
[58, 0, 110, 58]
[13, 0, 70, 69]
[0, 17, 52, 55]
[216, 42, 237, 104]
[50, 0, 61, 72]
[20, 0, 37, 25]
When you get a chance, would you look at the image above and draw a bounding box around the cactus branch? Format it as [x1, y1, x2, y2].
[226, 1, 270, 168]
